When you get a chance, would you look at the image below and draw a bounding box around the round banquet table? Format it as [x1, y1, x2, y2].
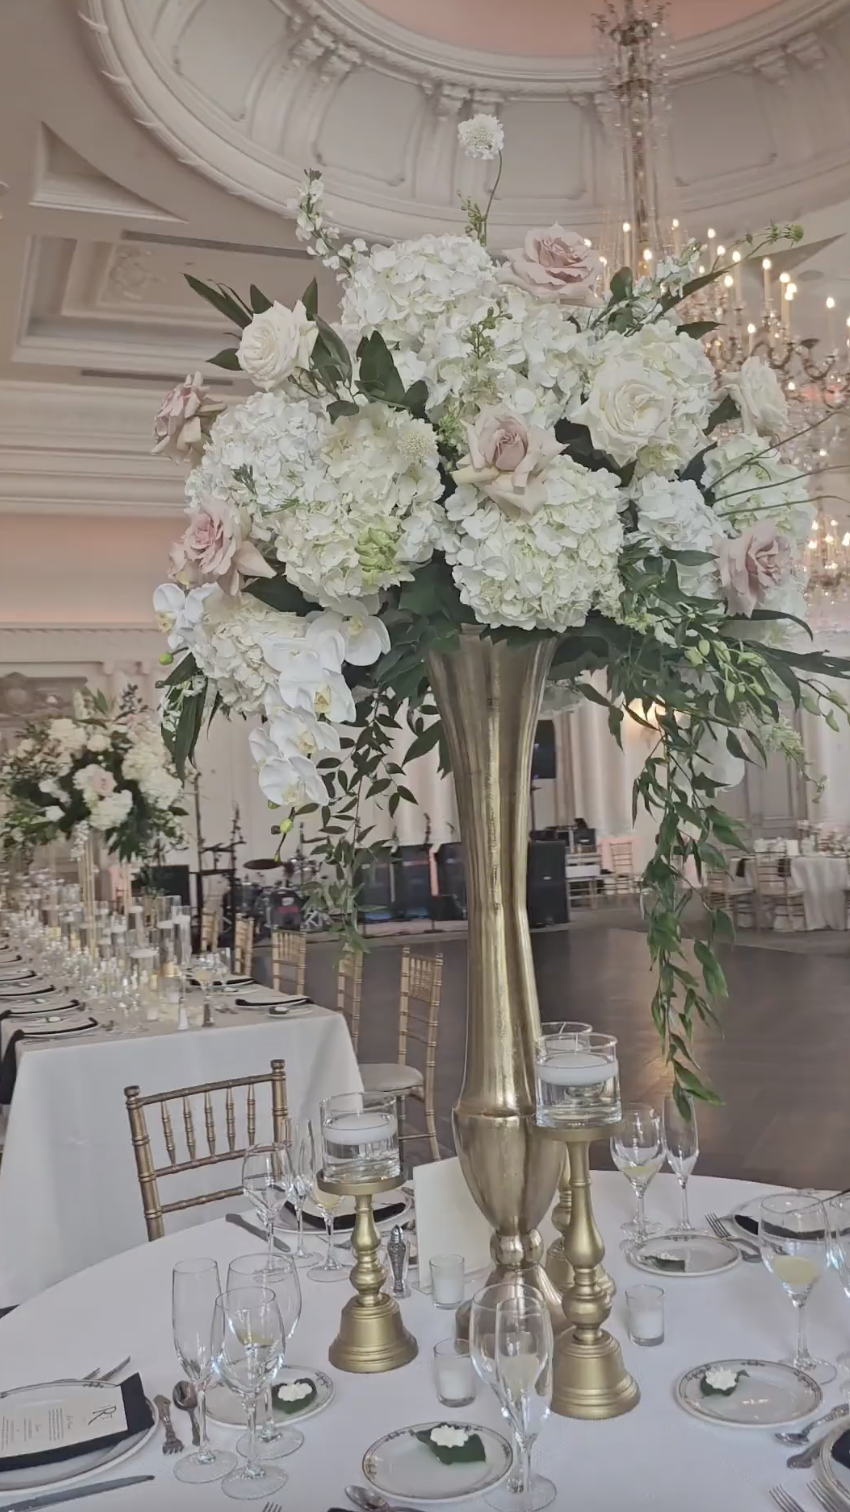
[0, 1172, 846, 1512]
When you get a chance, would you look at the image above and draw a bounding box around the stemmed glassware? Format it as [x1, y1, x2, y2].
[759, 1194, 836, 1385]
[242, 1147, 290, 1265]
[211, 1286, 286, 1501]
[610, 1104, 665, 1246]
[308, 1179, 347, 1283]
[171, 1258, 238, 1484]
[827, 1194, 850, 1390]
[281, 1121, 320, 1268]
[662, 1095, 699, 1232]
[227, 1253, 303, 1460]
[469, 1283, 555, 1512]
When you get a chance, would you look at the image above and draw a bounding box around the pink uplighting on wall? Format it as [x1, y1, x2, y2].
[0, 515, 177, 625]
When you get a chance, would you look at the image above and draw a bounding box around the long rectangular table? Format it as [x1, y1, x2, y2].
[0, 1002, 361, 1306]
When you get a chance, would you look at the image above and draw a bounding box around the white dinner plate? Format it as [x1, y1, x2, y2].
[363, 1422, 513, 1505]
[819, 1425, 850, 1507]
[675, 1358, 822, 1429]
[207, 1365, 334, 1428]
[0, 1384, 157, 1493]
[627, 1231, 739, 1277]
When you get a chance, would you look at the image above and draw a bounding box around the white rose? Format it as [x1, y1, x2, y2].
[86, 731, 110, 754]
[237, 301, 318, 390]
[574, 358, 675, 466]
[726, 356, 788, 437]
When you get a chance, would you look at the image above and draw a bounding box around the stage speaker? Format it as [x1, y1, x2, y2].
[527, 840, 569, 927]
[435, 841, 467, 915]
[532, 719, 556, 781]
[356, 857, 394, 920]
[392, 844, 433, 920]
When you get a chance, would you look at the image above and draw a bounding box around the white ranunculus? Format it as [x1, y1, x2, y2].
[574, 358, 675, 467]
[726, 356, 788, 437]
[237, 300, 318, 390]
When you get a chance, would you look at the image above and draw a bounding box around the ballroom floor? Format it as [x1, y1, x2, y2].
[263, 924, 850, 1192]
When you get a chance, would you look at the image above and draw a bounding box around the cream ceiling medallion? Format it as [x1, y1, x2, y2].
[79, 0, 850, 240]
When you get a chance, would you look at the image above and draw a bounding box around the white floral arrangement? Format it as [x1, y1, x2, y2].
[153, 116, 850, 1105]
[0, 687, 185, 862]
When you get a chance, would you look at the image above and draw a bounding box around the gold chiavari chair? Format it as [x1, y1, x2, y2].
[336, 946, 363, 1054]
[271, 928, 306, 995]
[608, 838, 638, 897]
[701, 863, 756, 928]
[753, 852, 805, 931]
[233, 915, 255, 976]
[200, 908, 222, 952]
[360, 947, 443, 1164]
[124, 1059, 288, 1242]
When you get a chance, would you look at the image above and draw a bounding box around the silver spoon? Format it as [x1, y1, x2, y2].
[172, 1379, 201, 1446]
[775, 1402, 850, 1445]
[346, 1487, 405, 1511]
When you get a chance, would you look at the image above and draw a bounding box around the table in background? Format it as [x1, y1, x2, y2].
[0, 1173, 845, 1511]
[0, 1005, 360, 1307]
[789, 854, 850, 931]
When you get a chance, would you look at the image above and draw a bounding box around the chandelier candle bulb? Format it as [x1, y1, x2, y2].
[827, 297, 837, 352]
[671, 217, 682, 253]
[763, 257, 772, 313]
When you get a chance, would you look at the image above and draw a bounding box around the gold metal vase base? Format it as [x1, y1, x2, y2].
[541, 1126, 639, 1421]
[317, 1171, 417, 1375]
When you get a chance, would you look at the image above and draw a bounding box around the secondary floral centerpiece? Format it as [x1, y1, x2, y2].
[154, 114, 850, 1125]
[0, 688, 185, 862]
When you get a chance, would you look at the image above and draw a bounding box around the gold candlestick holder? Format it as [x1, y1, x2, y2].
[539, 1124, 639, 1421]
[317, 1169, 417, 1375]
[545, 1146, 572, 1294]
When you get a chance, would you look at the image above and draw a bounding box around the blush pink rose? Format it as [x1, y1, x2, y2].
[153, 373, 224, 463]
[452, 405, 562, 517]
[171, 501, 274, 594]
[501, 225, 603, 305]
[715, 522, 793, 617]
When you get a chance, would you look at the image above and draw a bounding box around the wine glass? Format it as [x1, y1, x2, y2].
[494, 1294, 554, 1512]
[470, 1282, 556, 1512]
[759, 1193, 835, 1384]
[610, 1104, 665, 1246]
[242, 1146, 290, 1265]
[280, 1121, 319, 1267]
[171, 1258, 238, 1484]
[827, 1195, 850, 1389]
[308, 1180, 347, 1283]
[662, 1094, 699, 1232]
[227, 1254, 303, 1460]
[211, 1286, 286, 1501]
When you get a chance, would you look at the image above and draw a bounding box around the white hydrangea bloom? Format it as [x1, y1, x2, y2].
[273, 406, 444, 608]
[339, 234, 499, 350]
[629, 474, 722, 598]
[440, 454, 623, 632]
[191, 590, 312, 716]
[88, 789, 133, 832]
[703, 436, 814, 543]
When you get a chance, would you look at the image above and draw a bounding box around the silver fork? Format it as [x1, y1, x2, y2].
[262, 1503, 283, 1512]
[705, 1211, 761, 1261]
[154, 1393, 184, 1454]
[770, 1486, 808, 1512]
[809, 1479, 848, 1512]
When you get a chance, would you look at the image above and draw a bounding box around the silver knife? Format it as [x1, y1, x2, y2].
[225, 1212, 291, 1254]
[1, 1474, 155, 1512]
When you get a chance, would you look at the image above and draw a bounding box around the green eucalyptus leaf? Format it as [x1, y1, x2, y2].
[184, 275, 251, 330]
[208, 348, 242, 371]
[302, 278, 319, 320]
[249, 285, 273, 314]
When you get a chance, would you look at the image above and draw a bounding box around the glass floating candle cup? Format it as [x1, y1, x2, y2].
[320, 1091, 400, 1183]
[535, 1031, 621, 1128]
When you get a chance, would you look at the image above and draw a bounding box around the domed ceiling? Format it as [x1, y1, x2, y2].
[360, 0, 781, 57]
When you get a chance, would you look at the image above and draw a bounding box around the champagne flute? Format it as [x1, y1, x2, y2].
[308, 1181, 347, 1283]
[227, 1254, 303, 1460]
[171, 1258, 238, 1484]
[470, 1282, 556, 1512]
[662, 1094, 699, 1232]
[759, 1194, 835, 1384]
[211, 1286, 286, 1501]
[610, 1104, 665, 1245]
[242, 1147, 290, 1264]
[494, 1294, 555, 1512]
[281, 1121, 319, 1267]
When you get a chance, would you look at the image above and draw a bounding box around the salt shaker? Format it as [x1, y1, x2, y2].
[387, 1224, 410, 1299]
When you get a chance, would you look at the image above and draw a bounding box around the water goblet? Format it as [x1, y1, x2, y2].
[611, 1104, 665, 1245]
[470, 1282, 556, 1512]
[759, 1193, 835, 1384]
[171, 1258, 237, 1484]
[227, 1254, 303, 1460]
[211, 1286, 286, 1501]
[662, 1094, 699, 1232]
[242, 1146, 290, 1265]
[281, 1121, 319, 1267]
[308, 1180, 347, 1283]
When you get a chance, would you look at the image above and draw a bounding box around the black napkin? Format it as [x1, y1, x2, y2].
[734, 1211, 827, 1241]
[832, 1429, 850, 1472]
[0, 1019, 97, 1103]
[0, 1375, 152, 1472]
[287, 1197, 407, 1233]
[0, 999, 79, 1024]
[0, 984, 55, 1000]
[234, 993, 310, 1008]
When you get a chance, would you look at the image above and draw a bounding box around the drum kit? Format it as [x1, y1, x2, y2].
[238, 850, 329, 936]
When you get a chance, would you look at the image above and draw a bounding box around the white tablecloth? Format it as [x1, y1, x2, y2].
[0, 1006, 360, 1307]
[789, 855, 850, 931]
[0, 1173, 846, 1511]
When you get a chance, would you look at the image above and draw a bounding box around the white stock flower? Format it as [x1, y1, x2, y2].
[457, 114, 504, 160]
[726, 356, 788, 437]
[440, 454, 623, 632]
[237, 301, 318, 390]
[273, 407, 443, 607]
[339, 234, 498, 349]
[703, 436, 814, 543]
[88, 789, 133, 832]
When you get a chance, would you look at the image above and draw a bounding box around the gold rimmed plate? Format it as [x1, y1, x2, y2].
[627, 1231, 739, 1277]
[819, 1424, 850, 1506]
[362, 1422, 513, 1506]
[675, 1358, 821, 1429]
[206, 1365, 334, 1428]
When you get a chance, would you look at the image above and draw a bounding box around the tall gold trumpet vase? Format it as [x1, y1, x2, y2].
[427, 630, 564, 1324]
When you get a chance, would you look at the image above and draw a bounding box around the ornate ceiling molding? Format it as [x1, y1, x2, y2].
[79, 0, 850, 240]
